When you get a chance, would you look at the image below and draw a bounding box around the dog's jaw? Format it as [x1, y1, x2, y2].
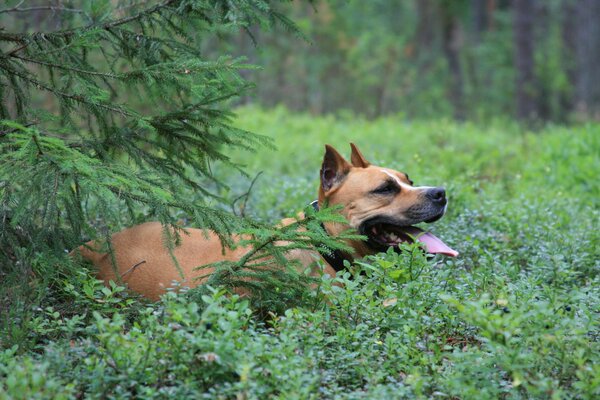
[357, 216, 458, 257]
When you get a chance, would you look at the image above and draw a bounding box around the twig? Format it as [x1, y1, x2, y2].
[48, 0, 177, 38]
[0, 32, 27, 43]
[4, 64, 135, 117]
[114, 1, 154, 14]
[6, 42, 29, 56]
[0, 0, 24, 14]
[10, 54, 119, 78]
[31, 134, 44, 155]
[121, 260, 147, 277]
[231, 171, 263, 217]
[0, 122, 36, 137]
[0, 0, 176, 47]
[0, 3, 85, 15]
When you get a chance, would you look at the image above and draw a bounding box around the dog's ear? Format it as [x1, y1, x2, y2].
[321, 144, 352, 192]
[350, 143, 370, 168]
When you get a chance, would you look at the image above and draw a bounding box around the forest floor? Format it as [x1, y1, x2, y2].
[1, 108, 598, 399]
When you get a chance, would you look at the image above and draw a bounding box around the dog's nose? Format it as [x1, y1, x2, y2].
[426, 187, 447, 205]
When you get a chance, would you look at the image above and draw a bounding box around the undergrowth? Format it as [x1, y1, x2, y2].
[1, 109, 598, 399]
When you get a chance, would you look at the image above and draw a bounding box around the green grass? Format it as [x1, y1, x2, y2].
[1, 108, 598, 399]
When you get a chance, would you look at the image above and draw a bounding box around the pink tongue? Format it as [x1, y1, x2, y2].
[401, 226, 459, 257]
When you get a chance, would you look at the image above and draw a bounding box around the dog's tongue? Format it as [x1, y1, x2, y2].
[401, 226, 459, 257]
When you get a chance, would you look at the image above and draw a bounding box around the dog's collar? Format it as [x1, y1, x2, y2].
[310, 200, 349, 273]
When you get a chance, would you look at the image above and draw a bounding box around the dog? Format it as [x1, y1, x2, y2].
[74, 143, 457, 300]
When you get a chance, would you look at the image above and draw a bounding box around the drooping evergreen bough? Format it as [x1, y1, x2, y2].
[0, 0, 345, 308]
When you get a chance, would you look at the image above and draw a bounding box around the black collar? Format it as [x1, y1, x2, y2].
[310, 200, 349, 272]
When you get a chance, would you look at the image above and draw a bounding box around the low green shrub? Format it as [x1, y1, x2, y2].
[1, 110, 598, 399]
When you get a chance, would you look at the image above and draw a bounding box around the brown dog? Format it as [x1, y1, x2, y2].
[75, 144, 457, 300]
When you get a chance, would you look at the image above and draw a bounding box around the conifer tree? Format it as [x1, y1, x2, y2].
[0, 0, 349, 304]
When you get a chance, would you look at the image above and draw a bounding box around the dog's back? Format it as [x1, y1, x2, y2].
[75, 222, 249, 300]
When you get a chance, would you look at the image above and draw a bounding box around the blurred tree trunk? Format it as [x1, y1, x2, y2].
[574, 0, 600, 119]
[416, 0, 436, 49]
[561, 0, 577, 115]
[468, 0, 497, 114]
[472, 0, 489, 42]
[469, 0, 488, 104]
[513, 0, 537, 121]
[441, 6, 466, 120]
[487, 0, 498, 30]
[410, 0, 439, 119]
[374, 46, 397, 117]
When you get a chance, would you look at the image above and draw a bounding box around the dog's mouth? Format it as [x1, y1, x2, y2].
[360, 218, 458, 257]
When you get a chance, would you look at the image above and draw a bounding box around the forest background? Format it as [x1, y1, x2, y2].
[209, 0, 600, 122]
[0, 1, 598, 399]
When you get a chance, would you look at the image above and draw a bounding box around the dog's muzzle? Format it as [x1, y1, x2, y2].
[358, 205, 458, 257]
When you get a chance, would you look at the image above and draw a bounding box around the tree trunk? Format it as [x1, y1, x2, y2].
[560, 0, 577, 117]
[416, 0, 436, 51]
[472, 0, 488, 42]
[374, 46, 397, 117]
[513, 0, 537, 121]
[441, 8, 466, 120]
[574, 0, 600, 119]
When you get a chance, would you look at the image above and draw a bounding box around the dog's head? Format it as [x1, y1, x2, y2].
[318, 143, 457, 258]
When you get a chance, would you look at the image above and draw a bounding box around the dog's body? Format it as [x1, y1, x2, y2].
[75, 144, 457, 300]
[78, 221, 333, 300]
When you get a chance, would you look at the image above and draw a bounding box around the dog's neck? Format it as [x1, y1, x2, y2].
[310, 200, 350, 272]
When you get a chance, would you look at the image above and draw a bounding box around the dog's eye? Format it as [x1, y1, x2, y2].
[405, 174, 414, 186]
[372, 182, 398, 195]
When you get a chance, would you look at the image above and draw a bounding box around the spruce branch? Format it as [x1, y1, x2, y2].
[0, 5, 87, 16]
[197, 206, 361, 287]
[0, 1, 310, 303]
[231, 171, 263, 217]
[0, 32, 26, 43]
[1, 63, 135, 116]
[48, 0, 179, 38]
[9, 54, 119, 78]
